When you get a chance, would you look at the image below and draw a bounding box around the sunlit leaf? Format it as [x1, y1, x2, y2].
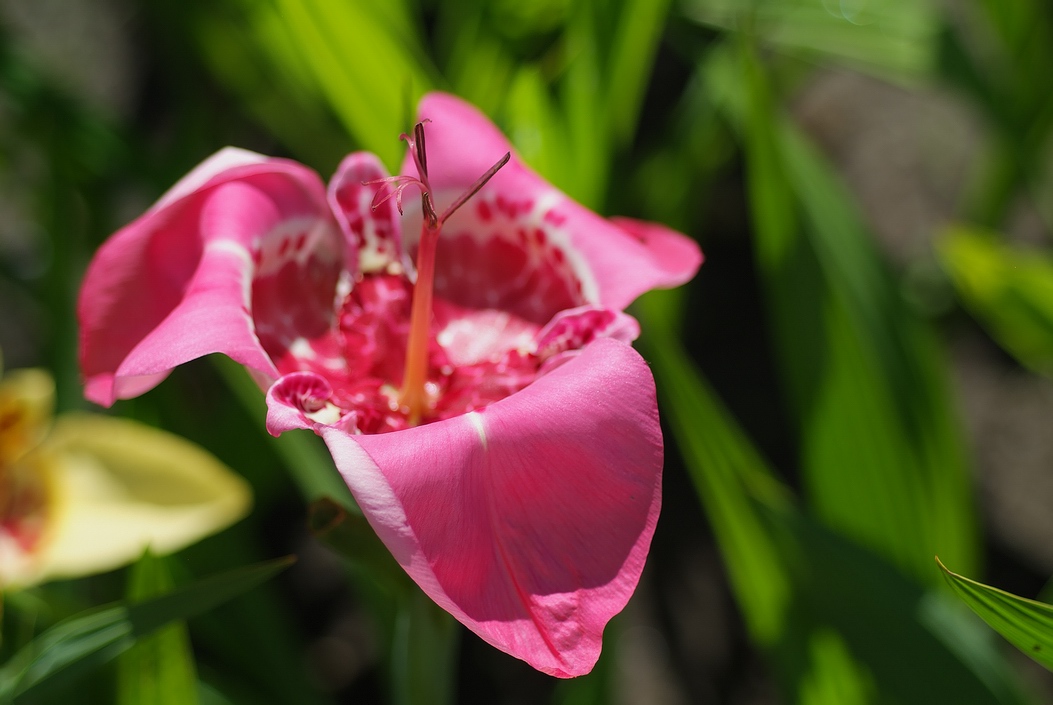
[273, 0, 436, 168]
[435, 0, 516, 118]
[605, 0, 672, 146]
[559, 0, 609, 208]
[503, 66, 572, 190]
[190, 0, 351, 171]
[939, 227, 1053, 374]
[939, 558, 1053, 673]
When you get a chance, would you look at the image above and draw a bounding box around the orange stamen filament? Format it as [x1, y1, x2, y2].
[399, 219, 439, 425]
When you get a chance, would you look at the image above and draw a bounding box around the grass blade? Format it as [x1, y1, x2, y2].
[117, 553, 198, 705]
[939, 559, 1053, 673]
[0, 557, 293, 702]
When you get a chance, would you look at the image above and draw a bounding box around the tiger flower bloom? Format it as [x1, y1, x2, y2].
[78, 93, 701, 677]
[0, 361, 251, 589]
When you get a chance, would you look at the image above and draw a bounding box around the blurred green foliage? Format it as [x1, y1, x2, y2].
[2, 0, 1053, 703]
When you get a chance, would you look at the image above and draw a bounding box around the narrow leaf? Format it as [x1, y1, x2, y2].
[0, 557, 293, 701]
[683, 0, 939, 81]
[705, 40, 976, 584]
[635, 288, 1029, 704]
[117, 552, 198, 705]
[273, 0, 435, 168]
[939, 559, 1053, 673]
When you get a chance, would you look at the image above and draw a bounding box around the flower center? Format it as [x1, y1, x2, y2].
[257, 124, 629, 436]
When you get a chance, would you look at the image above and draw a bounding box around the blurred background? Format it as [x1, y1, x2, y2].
[2, 0, 1053, 703]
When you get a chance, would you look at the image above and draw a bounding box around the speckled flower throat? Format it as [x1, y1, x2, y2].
[255, 123, 629, 435]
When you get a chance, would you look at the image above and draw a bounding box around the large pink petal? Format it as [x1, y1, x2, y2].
[79, 150, 335, 405]
[320, 338, 662, 677]
[406, 92, 701, 309]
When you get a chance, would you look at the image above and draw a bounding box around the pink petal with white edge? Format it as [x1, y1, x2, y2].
[320, 338, 662, 677]
[79, 150, 334, 406]
[406, 92, 702, 309]
[151, 147, 273, 211]
[327, 152, 406, 275]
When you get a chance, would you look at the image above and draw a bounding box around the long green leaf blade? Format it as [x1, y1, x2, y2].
[704, 40, 976, 584]
[939, 559, 1053, 673]
[636, 288, 1028, 704]
[637, 288, 793, 645]
[117, 552, 199, 705]
[274, 0, 434, 167]
[0, 557, 293, 702]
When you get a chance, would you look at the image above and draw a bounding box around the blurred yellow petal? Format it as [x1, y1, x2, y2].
[35, 414, 251, 582]
[0, 451, 58, 587]
[0, 369, 55, 466]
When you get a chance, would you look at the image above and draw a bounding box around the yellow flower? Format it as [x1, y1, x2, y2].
[0, 366, 251, 588]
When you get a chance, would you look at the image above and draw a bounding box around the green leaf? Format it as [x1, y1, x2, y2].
[939, 227, 1053, 375]
[306, 498, 457, 705]
[635, 288, 1030, 705]
[307, 498, 404, 590]
[503, 66, 570, 188]
[939, 559, 1053, 673]
[704, 40, 976, 585]
[0, 557, 294, 702]
[389, 590, 458, 705]
[604, 0, 672, 147]
[559, 0, 609, 208]
[683, 0, 939, 82]
[117, 552, 198, 705]
[436, 0, 515, 118]
[637, 287, 793, 645]
[189, 0, 352, 171]
[273, 0, 436, 168]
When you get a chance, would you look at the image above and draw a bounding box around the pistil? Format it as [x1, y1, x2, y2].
[391, 122, 509, 425]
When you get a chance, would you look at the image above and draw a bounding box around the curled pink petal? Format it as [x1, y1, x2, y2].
[266, 371, 337, 434]
[151, 147, 274, 211]
[79, 150, 335, 405]
[320, 338, 662, 677]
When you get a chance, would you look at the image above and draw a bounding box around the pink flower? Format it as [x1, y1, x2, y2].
[78, 92, 701, 677]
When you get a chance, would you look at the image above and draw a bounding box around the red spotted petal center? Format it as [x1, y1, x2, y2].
[251, 164, 632, 435]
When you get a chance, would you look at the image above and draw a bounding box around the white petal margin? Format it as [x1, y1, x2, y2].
[35, 414, 251, 582]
